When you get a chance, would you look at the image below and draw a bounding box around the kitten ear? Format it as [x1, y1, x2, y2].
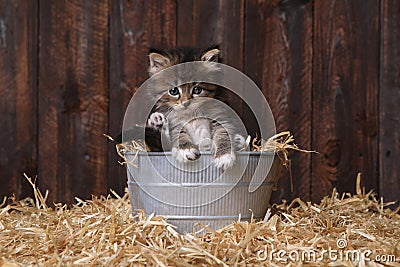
[148, 52, 171, 75]
[201, 48, 220, 62]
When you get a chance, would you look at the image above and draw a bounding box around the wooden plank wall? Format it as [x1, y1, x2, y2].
[312, 0, 380, 202]
[0, 0, 398, 204]
[109, 0, 177, 196]
[380, 0, 400, 202]
[38, 0, 109, 202]
[244, 0, 312, 203]
[0, 0, 38, 199]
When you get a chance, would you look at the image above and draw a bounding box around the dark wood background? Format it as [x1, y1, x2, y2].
[0, 0, 399, 205]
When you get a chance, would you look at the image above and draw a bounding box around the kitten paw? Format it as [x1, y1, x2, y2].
[214, 152, 236, 170]
[172, 147, 200, 163]
[147, 112, 167, 130]
[234, 134, 248, 151]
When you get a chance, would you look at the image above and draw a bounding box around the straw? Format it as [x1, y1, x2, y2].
[253, 131, 317, 191]
[0, 174, 399, 266]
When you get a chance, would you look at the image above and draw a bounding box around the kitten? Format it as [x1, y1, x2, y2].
[145, 46, 247, 170]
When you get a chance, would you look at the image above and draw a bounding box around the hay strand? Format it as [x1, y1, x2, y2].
[0, 175, 399, 266]
[252, 131, 317, 192]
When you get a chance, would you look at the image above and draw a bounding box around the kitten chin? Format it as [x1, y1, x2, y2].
[144, 45, 247, 170]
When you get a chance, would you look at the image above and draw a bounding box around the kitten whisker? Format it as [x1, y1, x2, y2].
[145, 46, 245, 169]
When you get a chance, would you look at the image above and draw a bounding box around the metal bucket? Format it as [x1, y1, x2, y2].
[125, 151, 282, 233]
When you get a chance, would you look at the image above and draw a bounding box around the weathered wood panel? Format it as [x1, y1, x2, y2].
[0, 0, 38, 199]
[38, 0, 109, 203]
[176, 0, 246, 138]
[219, 0, 245, 72]
[177, 0, 221, 48]
[244, 0, 313, 203]
[108, 0, 177, 195]
[380, 0, 400, 202]
[312, 0, 380, 202]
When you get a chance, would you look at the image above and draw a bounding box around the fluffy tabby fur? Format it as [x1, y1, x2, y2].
[145, 46, 246, 170]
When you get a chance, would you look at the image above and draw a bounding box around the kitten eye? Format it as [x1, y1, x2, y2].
[192, 86, 203, 95]
[169, 87, 179, 96]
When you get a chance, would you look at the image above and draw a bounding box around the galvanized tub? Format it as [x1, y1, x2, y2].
[125, 151, 282, 233]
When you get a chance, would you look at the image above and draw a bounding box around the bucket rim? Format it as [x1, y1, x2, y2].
[124, 151, 276, 156]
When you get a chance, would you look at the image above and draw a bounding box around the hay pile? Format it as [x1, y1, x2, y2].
[0, 175, 399, 266]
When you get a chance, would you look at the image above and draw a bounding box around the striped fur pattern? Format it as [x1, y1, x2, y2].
[145, 46, 245, 170]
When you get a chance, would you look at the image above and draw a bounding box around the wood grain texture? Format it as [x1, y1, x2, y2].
[312, 0, 380, 202]
[177, 0, 221, 47]
[245, 0, 313, 203]
[176, 0, 248, 155]
[38, 0, 109, 203]
[219, 0, 245, 71]
[176, 0, 245, 69]
[379, 0, 400, 202]
[218, 0, 246, 134]
[0, 0, 38, 199]
[108, 0, 177, 195]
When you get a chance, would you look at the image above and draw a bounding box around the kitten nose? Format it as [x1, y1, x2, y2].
[182, 100, 190, 107]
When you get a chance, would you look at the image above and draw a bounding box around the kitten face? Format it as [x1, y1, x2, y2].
[145, 46, 246, 169]
[156, 82, 218, 111]
[147, 46, 220, 112]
